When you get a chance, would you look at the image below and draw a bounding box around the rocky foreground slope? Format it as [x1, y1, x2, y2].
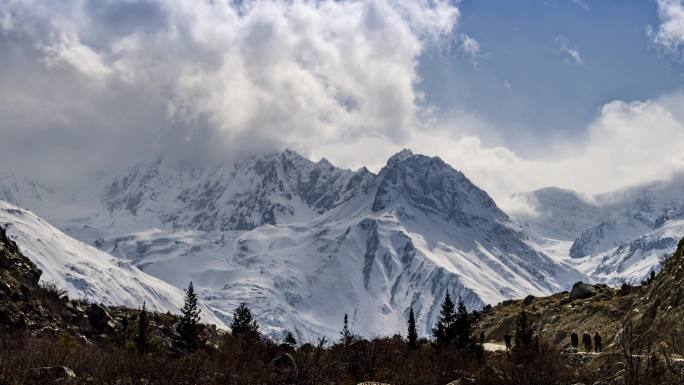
[477, 237, 684, 351]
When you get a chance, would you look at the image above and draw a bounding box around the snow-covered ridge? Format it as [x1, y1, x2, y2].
[0, 201, 226, 328]
[0, 149, 586, 339]
[511, 171, 684, 285]
[102, 150, 375, 232]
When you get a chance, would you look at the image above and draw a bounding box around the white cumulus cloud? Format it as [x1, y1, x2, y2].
[0, 0, 458, 183]
[652, 0, 684, 56]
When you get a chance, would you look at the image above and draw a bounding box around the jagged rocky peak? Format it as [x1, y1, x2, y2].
[101, 149, 377, 231]
[373, 150, 505, 223]
[387, 148, 414, 164]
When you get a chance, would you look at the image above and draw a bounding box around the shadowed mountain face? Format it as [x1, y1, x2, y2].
[0, 149, 584, 338]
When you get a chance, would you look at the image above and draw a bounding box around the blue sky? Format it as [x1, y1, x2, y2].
[419, 0, 683, 151]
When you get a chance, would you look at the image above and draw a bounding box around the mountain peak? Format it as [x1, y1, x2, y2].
[387, 148, 414, 164]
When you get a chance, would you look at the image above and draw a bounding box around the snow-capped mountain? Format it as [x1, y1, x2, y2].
[92, 150, 583, 338]
[511, 172, 684, 284]
[0, 201, 226, 327]
[0, 149, 585, 339]
[101, 150, 374, 232]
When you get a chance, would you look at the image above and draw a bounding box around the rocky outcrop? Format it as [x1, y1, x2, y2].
[569, 282, 597, 300]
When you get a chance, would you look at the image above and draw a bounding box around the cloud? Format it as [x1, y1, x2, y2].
[571, 0, 590, 11]
[555, 35, 584, 65]
[0, 0, 458, 184]
[459, 33, 480, 66]
[651, 0, 684, 57]
[2, 0, 683, 209]
[37, 32, 113, 80]
[314, 93, 684, 209]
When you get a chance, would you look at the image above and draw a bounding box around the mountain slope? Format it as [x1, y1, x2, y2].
[94, 150, 584, 339]
[101, 150, 375, 232]
[511, 172, 684, 285]
[0, 149, 587, 339]
[0, 201, 226, 327]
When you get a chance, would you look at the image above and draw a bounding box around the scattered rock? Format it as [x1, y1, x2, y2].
[570, 282, 597, 300]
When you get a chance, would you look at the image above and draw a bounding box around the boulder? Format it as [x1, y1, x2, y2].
[86, 303, 113, 331]
[553, 330, 568, 344]
[273, 352, 297, 372]
[570, 282, 596, 300]
[30, 366, 76, 381]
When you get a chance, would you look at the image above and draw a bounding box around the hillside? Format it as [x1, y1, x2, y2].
[0, 201, 226, 327]
[477, 236, 684, 351]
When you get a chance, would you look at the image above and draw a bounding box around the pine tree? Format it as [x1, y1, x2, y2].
[432, 291, 456, 347]
[135, 301, 149, 352]
[231, 302, 259, 337]
[454, 296, 474, 350]
[407, 308, 418, 349]
[284, 330, 297, 347]
[340, 313, 354, 345]
[514, 309, 534, 348]
[177, 281, 201, 350]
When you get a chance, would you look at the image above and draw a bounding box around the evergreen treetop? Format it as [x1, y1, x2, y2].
[231, 302, 259, 337]
[432, 291, 456, 347]
[177, 281, 202, 350]
[284, 330, 297, 347]
[407, 308, 418, 349]
[454, 296, 474, 350]
[135, 301, 149, 352]
[340, 313, 354, 345]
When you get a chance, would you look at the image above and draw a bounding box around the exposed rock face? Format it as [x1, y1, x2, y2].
[103, 151, 375, 232]
[0, 224, 46, 330]
[570, 282, 597, 300]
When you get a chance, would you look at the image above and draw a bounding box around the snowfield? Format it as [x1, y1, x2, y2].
[0, 201, 227, 328]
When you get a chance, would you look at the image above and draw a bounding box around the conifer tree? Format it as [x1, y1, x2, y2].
[454, 296, 474, 350]
[284, 330, 297, 347]
[432, 291, 456, 347]
[407, 308, 418, 349]
[514, 309, 535, 348]
[135, 301, 149, 352]
[177, 281, 201, 350]
[231, 302, 259, 337]
[340, 313, 354, 345]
